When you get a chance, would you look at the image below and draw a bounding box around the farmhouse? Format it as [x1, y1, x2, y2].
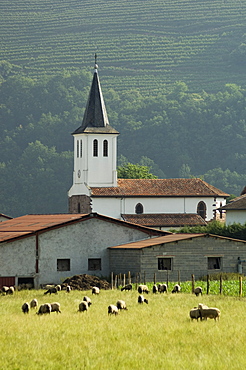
[109, 233, 246, 282]
[0, 212, 166, 288]
[219, 193, 246, 226]
[68, 60, 229, 227]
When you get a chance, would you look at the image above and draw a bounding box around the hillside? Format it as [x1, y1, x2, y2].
[1, 0, 246, 95]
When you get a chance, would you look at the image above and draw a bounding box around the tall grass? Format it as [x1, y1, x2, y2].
[1, 288, 246, 369]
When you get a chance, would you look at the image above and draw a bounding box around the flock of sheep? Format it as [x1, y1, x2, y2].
[1, 282, 221, 321]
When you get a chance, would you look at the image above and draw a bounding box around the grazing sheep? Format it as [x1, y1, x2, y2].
[194, 286, 203, 296]
[108, 304, 119, 315]
[44, 286, 57, 295]
[121, 284, 132, 292]
[92, 286, 100, 295]
[138, 285, 149, 294]
[198, 304, 221, 321]
[66, 285, 71, 293]
[22, 302, 30, 314]
[78, 301, 89, 313]
[30, 299, 38, 310]
[50, 302, 61, 313]
[138, 295, 148, 304]
[116, 300, 128, 311]
[37, 303, 52, 315]
[83, 296, 92, 307]
[172, 284, 181, 293]
[152, 284, 158, 294]
[158, 284, 168, 294]
[1, 286, 9, 294]
[55, 285, 62, 291]
[189, 308, 201, 321]
[6, 286, 14, 295]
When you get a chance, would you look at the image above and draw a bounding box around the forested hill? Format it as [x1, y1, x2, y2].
[1, 0, 246, 95]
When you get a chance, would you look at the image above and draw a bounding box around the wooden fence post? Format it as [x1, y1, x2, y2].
[166, 270, 169, 287]
[114, 275, 118, 289]
[154, 273, 156, 284]
[191, 274, 195, 294]
[123, 274, 126, 287]
[128, 271, 131, 284]
[239, 276, 243, 297]
[111, 272, 114, 290]
[178, 270, 180, 285]
[206, 274, 210, 295]
[144, 271, 146, 284]
[220, 275, 223, 295]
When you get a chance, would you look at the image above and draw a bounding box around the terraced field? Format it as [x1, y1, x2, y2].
[1, 0, 246, 94]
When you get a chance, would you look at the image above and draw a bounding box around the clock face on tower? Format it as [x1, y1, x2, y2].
[77, 170, 81, 178]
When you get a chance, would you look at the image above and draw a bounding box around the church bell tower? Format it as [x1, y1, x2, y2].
[68, 56, 119, 213]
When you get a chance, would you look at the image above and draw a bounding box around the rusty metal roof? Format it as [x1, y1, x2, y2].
[91, 178, 229, 197]
[121, 213, 207, 227]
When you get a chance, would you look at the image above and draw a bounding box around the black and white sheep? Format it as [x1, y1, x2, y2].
[108, 304, 119, 315]
[83, 296, 92, 307]
[50, 302, 61, 313]
[172, 284, 181, 293]
[152, 284, 158, 294]
[138, 295, 148, 304]
[138, 285, 149, 294]
[158, 283, 168, 293]
[1, 286, 9, 294]
[78, 301, 89, 313]
[37, 303, 52, 315]
[194, 286, 203, 296]
[121, 284, 132, 292]
[6, 286, 14, 295]
[44, 286, 58, 295]
[55, 285, 62, 291]
[66, 285, 71, 293]
[92, 286, 100, 295]
[22, 302, 30, 314]
[189, 308, 201, 321]
[198, 303, 220, 321]
[30, 299, 38, 310]
[116, 300, 128, 311]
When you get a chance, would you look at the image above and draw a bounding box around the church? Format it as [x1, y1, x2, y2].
[68, 60, 229, 229]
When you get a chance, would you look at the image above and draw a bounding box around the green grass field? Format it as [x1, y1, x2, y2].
[1, 286, 246, 369]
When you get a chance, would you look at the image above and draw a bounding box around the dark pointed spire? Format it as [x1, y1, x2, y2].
[73, 56, 118, 134]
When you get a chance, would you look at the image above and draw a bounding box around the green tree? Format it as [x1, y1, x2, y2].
[117, 162, 157, 179]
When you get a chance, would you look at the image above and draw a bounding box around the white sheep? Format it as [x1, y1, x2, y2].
[78, 301, 89, 313]
[138, 295, 148, 304]
[158, 284, 168, 293]
[37, 303, 52, 315]
[172, 284, 181, 293]
[189, 308, 201, 321]
[116, 300, 128, 311]
[198, 304, 220, 321]
[194, 286, 203, 296]
[138, 285, 149, 294]
[50, 302, 61, 313]
[92, 286, 100, 295]
[83, 296, 92, 307]
[30, 299, 38, 310]
[22, 302, 30, 314]
[108, 304, 119, 315]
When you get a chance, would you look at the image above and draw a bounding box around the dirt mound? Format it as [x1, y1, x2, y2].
[62, 274, 111, 291]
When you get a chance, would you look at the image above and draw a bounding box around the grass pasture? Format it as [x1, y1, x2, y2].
[1, 287, 246, 369]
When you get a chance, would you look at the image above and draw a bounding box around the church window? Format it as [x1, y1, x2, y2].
[135, 203, 144, 214]
[77, 140, 79, 158]
[80, 140, 82, 157]
[93, 139, 98, 157]
[103, 140, 108, 157]
[197, 201, 206, 219]
[88, 258, 101, 271]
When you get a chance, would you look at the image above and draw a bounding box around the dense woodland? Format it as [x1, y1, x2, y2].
[0, 0, 246, 217]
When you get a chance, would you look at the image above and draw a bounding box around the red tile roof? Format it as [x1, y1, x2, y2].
[121, 213, 207, 227]
[220, 194, 246, 210]
[91, 178, 229, 197]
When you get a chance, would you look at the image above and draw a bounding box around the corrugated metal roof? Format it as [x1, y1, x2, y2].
[122, 213, 207, 227]
[109, 234, 205, 249]
[91, 178, 229, 197]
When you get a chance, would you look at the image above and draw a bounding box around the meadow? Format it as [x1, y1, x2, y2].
[1, 284, 246, 369]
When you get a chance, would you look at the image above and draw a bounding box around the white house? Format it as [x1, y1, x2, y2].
[68, 61, 229, 226]
[0, 213, 166, 288]
[220, 194, 246, 225]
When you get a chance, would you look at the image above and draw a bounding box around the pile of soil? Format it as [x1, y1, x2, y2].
[62, 274, 111, 291]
